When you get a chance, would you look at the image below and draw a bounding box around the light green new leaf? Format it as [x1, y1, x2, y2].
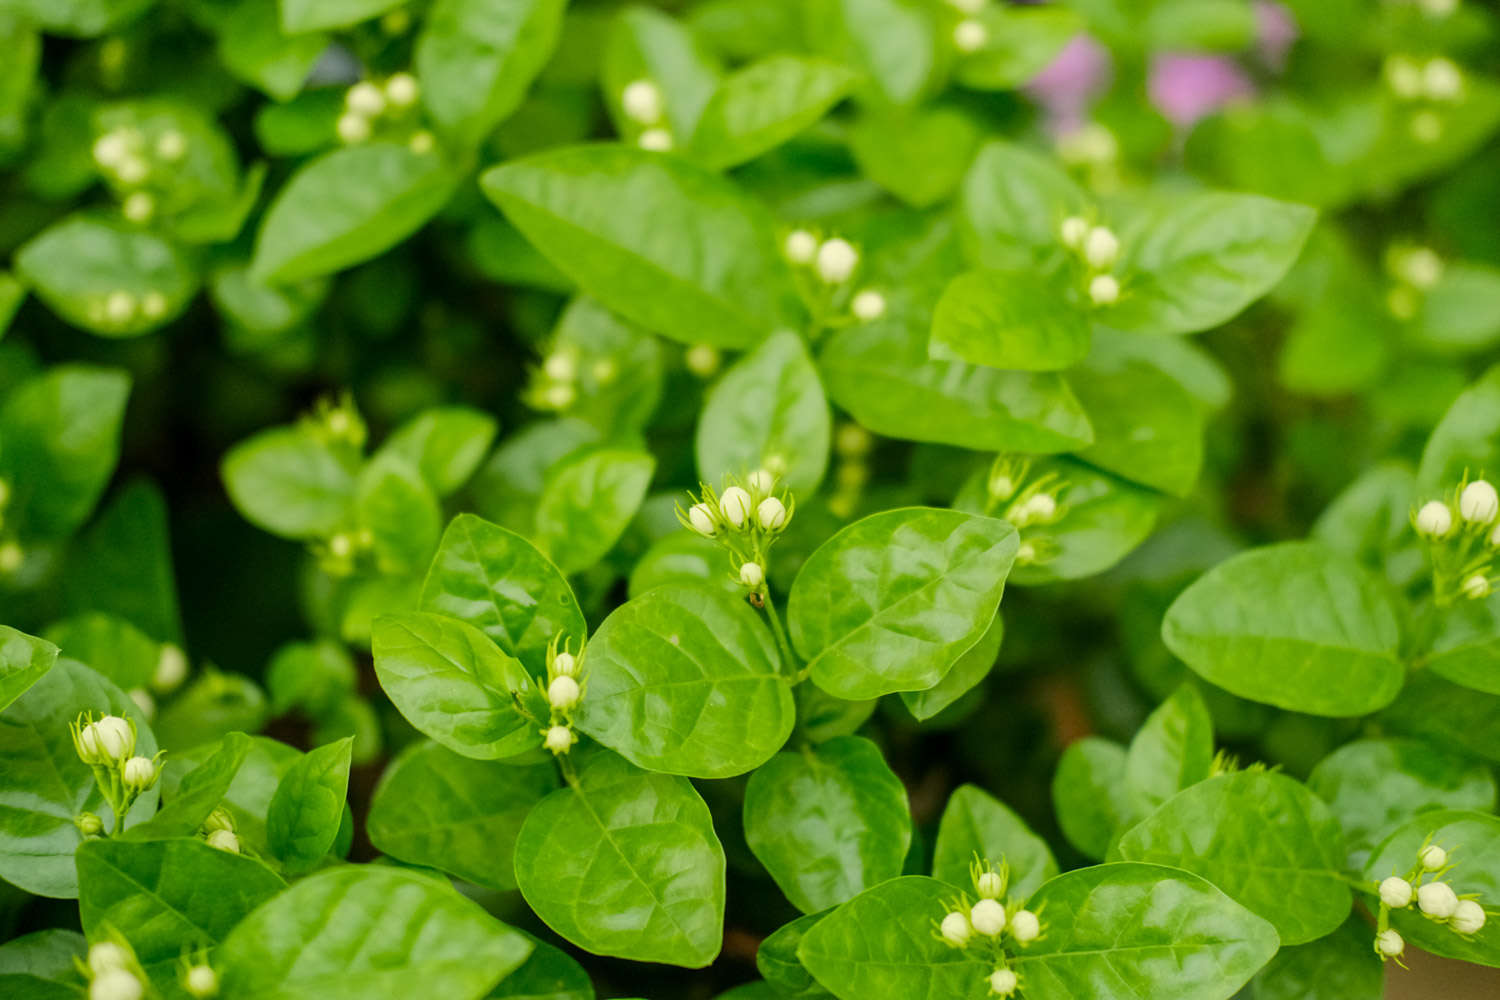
[367, 740, 557, 890]
[1162, 541, 1404, 716]
[489, 934, 595, 1000]
[960, 140, 1087, 270]
[77, 838, 283, 993]
[1124, 683, 1214, 819]
[743, 736, 911, 913]
[689, 55, 854, 169]
[576, 584, 793, 778]
[46, 612, 160, 692]
[481, 145, 801, 348]
[514, 752, 725, 967]
[602, 5, 722, 140]
[848, 104, 981, 209]
[371, 612, 544, 760]
[790, 508, 1018, 700]
[1424, 596, 1500, 695]
[1417, 364, 1500, 491]
[355, 452, 442, 574]
[1051, 736, 1131, 861]
[377, 406, 497, 497]
[251, 144, 459, 283]
[932, 784, 1057, 901]
[280, 0, 403, 33]
[419, 513, 586, 675]
[696, 330, 830, 495]
[0, 626, 58, 712]
[267, 737, 353, 873]
[1115, 771, 1349, 945]
[416, 0, 566, 147]
[216, 0, 329, 101]
[533, 448, 654, 575]
[217, 865, 533, 1000]
[929, 269, 1090, 372]
[221, 425, 355, 540]
[1252, 917, 1382, 1000]
[125, 732, 252, 842]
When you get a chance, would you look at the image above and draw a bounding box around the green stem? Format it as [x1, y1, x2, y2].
[761, 588, 800, 678]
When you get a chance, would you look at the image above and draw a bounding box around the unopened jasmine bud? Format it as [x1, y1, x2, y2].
[592, 358, 618, 383]
[688, 502, 718, 537]
[739, 561, 765, 588]
[346, 81, 386, 117]
[953, 18, 988, 52]
[76, 811, 104, 836]
[747, 468, 776, 494]
[1385, 56, 1423, 99]
[816, 238, 859, 284]
[91, 968, 144, 1000]
[128, 688, 155, 720]
[1416, 501, 1454, 538]
[1088, 273, 1120, 306]
[544, 724, 576, 755]
[93, 131, 130, 168]
[1014, 493, 1057, 526]
[686, 343, 720, 377]
[851, 289, 886, 321]
[1399, 246, 1444, 289]
[784, 229, 817, 264]
[88, 941, 130, 975]
[836, 423, 872, 457]
[970, 898, 1006, 936]
[184, 964, 218, 999]
[328, 533, 354, 559]
[381, 7, 411, 34]
[150, 648, 185, 699]
[720, 486, 753, 528]
[155, 130, 186, 161]
[117, 157, 149, 185]
[1423, 58, 1464, 101]
[408, 130, 435, 155]
[141, 291, 168, 321]
[336, 113, 371, 145]
[1460, 480, 1498, 524]
[940, 910, 972, 947]
[552, 651, 578, 677]
[1463, 574, 1491, 600]
[622, 80, 664, 125]
[1010, 909, 1040, 943]
[1016, 540, 1037, 566]
[94, 716, 135, 761]
[122, 755, 157, 791]
[1380, 876, 1414, 908]
[203, 807, 234, 833]
[1421, 844, 1449, 870]
[757, 496, 788, 531]
[0, 541, 22, 573]
[206, 828, 239, 853]
[543, 382, 576, 409]
[122, 191, 154, 223]
[385, 72, 419, 108]
[105, 290, 136, 325]
[1084, 226, 1120, 269]
[976, 870, 1003, 899]
[1418, 881, 1459, 918]
[1060, 216, 1089, 249]
[548, 674, 580, 711]
[543, 352, 576, 381]
[988, 968, 1019, 997]
[1376, 928, 1405, 958]
[638, 127, 673, 151]
[1452, 899, 1487, 935]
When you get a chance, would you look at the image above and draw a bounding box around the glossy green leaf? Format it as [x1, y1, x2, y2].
[900, 612, 1003, 721]
[848, 105, 981, 209]
[221, 425, 355, 540]
[1124, 683, 1215, 819]
[217, 865, 533, 1000]
[960, 140, 1087, 271]
[932, 784, 1057, 901]
[160, 736, 295, 859]
[0, 929, 87, 999]
[61, 479, 183, 643]
[489, 934, 595, 1000]
[0, 625, 57, 712]
[1423, 594, 1500, 694]
[514, 752, 725, 967]
[1052, 736, 1131, 861]
[481, 145, 801, 348]
[267, 640, 355, 716]
[757, 910, 833, 1000]
[601, 5, 722, 141]
[367, 739, 557, 890]
[1162, 541, 1404, 716]
[125, 732, 252, 842]
[533, 448, 654, 575]
[953, 5, 1080, 91]
[1251, 917, 1381, 1000]
[267, 736, 353, 873]
[1417, 363, 1500, 491]
[355, 452, 442, 574]
[45, 612, 158, 692]
[929, 269, 1090, 372]
[576, 584, 793, 778]
[628, 533, 740, 599]
[280, 0, 403, 32]
[743, 736, 911, 913]
[377, 406, 498, 497]
[804, 0, 939, 107]
[689, 56, 854, 169]
[789, 508, 1018, 700]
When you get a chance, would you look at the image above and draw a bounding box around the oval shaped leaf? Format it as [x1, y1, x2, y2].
[932, 784, 1056, 902]
[689, 55, 854, 169]
[1124, 683, 1215, 819]
[1051, 736, 1131, 861]
[929, 269, 1089, 372]
[221, 425, 356, 540]
[266, 736, 353, 873]
[533, 448, 654, 575]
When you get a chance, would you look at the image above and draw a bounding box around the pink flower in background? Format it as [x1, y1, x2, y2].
[1254, 1, 1299, 70]
[1148, 54, 1255, 127]
[1026, 34, 1112, 133]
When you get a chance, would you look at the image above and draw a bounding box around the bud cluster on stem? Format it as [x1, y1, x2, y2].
[71, 712, 164, 836]
[1060, 215, 1123, 307]
[337, 73, 427, 151]
[938, 855, 1043, 995]
[541, 635, 586, 756]
[82, 935, 149, 1000]
[1372, 837, 1491, 963]
[1412, 475, 1500, 605]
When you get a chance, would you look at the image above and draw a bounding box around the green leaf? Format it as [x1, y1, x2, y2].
[789, 508, 1018, 699]
[217, 865, 533, 1000]
[0, 272, 24, 340]
[356, 452, 442, 574]
[0, 929, 87, 999]
[1362, 809, 1500, 968]
[960, 140, 1087, 271]
[377, 407, 497, 497]
[929, 269, 1090, 372]
[267, 736, 353, 873]
[576, 584, 793, 778]
[367, 739, 557, 890]
[125, 732, 252, 841]
[0, 658, 159, 898]
[15, 215, 197, 338]
[61, 479, 183, 643]
[77, 838, 283, 992]
[0, 365, 130, 541]
[153, 669, 267, 754]
[533, 448, 654, 575]
[757, 911, 834, 1000]
[1051, 737, 1131, 861]
[1423, 596, 1500, 695]
[1105, 192, 1317, 336]
[251, 144, 459, 283]
[545, 297, 665, 434]
[689, 55, 854, 169]
[1115, 771, 1349, 945]
[45, 613, 158, 692]
[1418, 363, 1500, 491]
[602, 5, 722, 141]
[279, 0, 403, 33]
[1252, 917, 1382, 1000]
[628, 533, 740, 599]
[804, 0, 939, 107]
[1124, 683, 1215, 819]
[900, 612, 1003, 721]
[848, 105, 981, 209]
[1008, 863, 1280, 1000]
[931, 784, 1057, 901]
[1307, 737, 1495, 868]
[743, 736, 912, 913]
[415, 0, 567, 147]
[419, 513, 586, 675]
[0, 626, 57, 712]
[696, 330, 830, 495]
[267, 640, 355, 716]
[489, 934, 595, 1000]
[514, 752, 725, 967]
[1414, 261, 1500, 354]
[160, 736, 294, 859]
[481, 145, 801, 349]
[371, 612, 544, 760]
[216, 0, 329, 101]
[221, 425, 355, 540]
[1162, 541, 1404, 716]
[952, 6, 1080, 91]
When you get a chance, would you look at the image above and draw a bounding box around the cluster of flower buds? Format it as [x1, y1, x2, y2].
[828, 422, 874, 520]
[82, 288, 170, 333]
[621, 78, 673, 151]
[937, 858, 1042, 996]
[528, 346, 581, 411]
[80, 935, 149, 1000]
[1384, 243, 1445, 320]
[202, 805, 240, 853]
[71, 712, 164, 836]
[782, 228, 888, 328]
[678, 471, 794, 597]
[541, 635, 584, 756]
[1384, 54, 1465, 143]
[337, 73, 427, 150]
[984, 455, 1067, 567]
[948, 0, 990, 54]
[1056, 122, 1121, 192]
[93, 124, 186, 220]
[1374, 839, 1490, 962]
[305, 393, 368, 453]
[1059, 216, 1122, 307]
[1412, 475, 1500, 604]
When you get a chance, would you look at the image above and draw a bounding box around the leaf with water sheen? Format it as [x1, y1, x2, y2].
[931, 784, 1056, 901]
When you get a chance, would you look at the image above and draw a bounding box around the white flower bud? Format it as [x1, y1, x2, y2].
[739, 561, 765, 587]
[988, 968, 1019, 997]
[1400, 247, 1444, 290]
[1423, 58, 1464, 101]
[148, 645, 185, 696]
[76, 811, 104, 836]
[747, 468, 776, 494]
[757, 496, 788, 532]
[1380, 876, 1414, 908]
[1452, 899, 1487, 935]
[385, 72, 419, 109]
[543, 724, 576, 754]
[1418, 880, 1459, 919]
[552, 651, 578, 677]
[203, 807, 234, 833]
[836, 423, 872, 457]
[1385, 56, 1423, 99]
[116, 157, 149, 185]
[78, 723, 104, 764]
[548, 674, 580, 711]
[93, 131, 130, 168]
[105, 290, 136, 325]
[122, 191, 154, 223]
[1084, 226, 1120, 269]
[1376, 928, 1405, 957]
[976, 870, 1003, 899]
[686, 343, 720, 377]
[346, 81, 386, 117]
[91, 968, 144, 1000]
[970, 898, 1006, 936]
[1463, 575, 1491, 600]
[328, 533, 355, 559]
[542, 382, 576, 409]
[94, 716, 135, 761]
[953, 19, 988, 52]
[1460, 480, 1498, 524]
[0, 541, 24, 574]
[543, 352, 576, 381]
[1088, 274, 1120, 306]
[940, 910, 972, 947]
[638, 127, 673, 151]
[88, 941, 130, 974]
[1010, 909, 1040, 943]
[1016, 541, 1036, 565]
[851, 289, 886, 321]
[122, 755, 156, 791]
[688, 502, 718, 537]
[141, 291, 168, 321]
[1014, 493, 1057, 527]
[206, 829, 239, 853]
[336, 112, 371, 145]
[815, 238, 859, 284]
[784, 229, 817, 264]
[1416, 501, 1454, 538]
[622, 79, 665, 124]
[128, 688, 155, 720]
[1060, 216, 1089, 249]
[1421, 844, 1449, 870]
[184, 964, 218, 999]
[155, 130, 186, 162]
[408, 130, 436, 155]
[720, 486, 753, 528]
